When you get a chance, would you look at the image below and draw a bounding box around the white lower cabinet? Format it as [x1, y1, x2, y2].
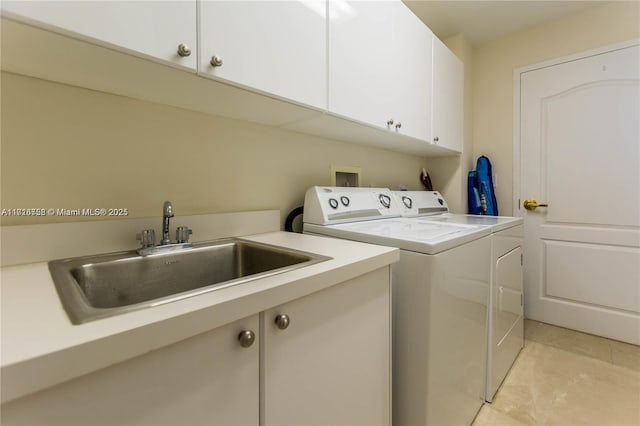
[1, 268, 391, 426]
[262, 267, 391, 426]
[1, 315, 260, 425]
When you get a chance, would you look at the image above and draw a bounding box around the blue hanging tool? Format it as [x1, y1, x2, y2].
[468, 156, 498, 215]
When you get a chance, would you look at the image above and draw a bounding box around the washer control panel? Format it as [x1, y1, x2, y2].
[304, 186, 402, 225]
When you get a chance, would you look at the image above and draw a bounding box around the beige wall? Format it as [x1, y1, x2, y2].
[473, 1, 640, 215]
[0, 72, 427, 227]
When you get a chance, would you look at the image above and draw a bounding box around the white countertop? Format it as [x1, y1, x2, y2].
[1, 231, 398, 403]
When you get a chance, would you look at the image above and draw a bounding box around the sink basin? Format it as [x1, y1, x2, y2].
[49, 238, 330, 324]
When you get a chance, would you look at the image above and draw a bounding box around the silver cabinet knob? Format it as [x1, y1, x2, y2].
[238, 330, 255, 348]
[395, 122, 402, 131]
[210, 55, 223, 67]
[274, 314, 290, 330]
[177, 43, 191, 57]
[433, 136, 439, 143]
[387, 119, 394, 127]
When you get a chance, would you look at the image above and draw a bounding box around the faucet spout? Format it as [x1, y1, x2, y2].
[161, 201, 174, 245]
[137, 201, 192, 255]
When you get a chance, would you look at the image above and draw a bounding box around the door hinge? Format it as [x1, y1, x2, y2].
[521, 253, 523, 265]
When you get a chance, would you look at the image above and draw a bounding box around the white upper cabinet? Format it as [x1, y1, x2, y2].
[328, 1, 396, 130]
[1, 1, 197, 71]
[328, 0, 433, 141]
[1, 0, 463, 156]
[389, 3, 433, 142]
[198, 0, 327, 110]
[431, 36, 464, 152]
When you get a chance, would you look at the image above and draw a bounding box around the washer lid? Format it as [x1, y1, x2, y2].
[304, 219, 490, 254]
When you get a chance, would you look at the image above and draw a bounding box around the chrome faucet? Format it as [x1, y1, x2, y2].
[136, 201, 192, 255]
[161, 200, 174, 245]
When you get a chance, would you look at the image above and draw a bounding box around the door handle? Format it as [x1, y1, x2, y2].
[523, 199, 549, 211]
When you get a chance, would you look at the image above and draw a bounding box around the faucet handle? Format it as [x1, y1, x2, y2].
[176, 226, 192, 244]
[136, 229, 156, 248]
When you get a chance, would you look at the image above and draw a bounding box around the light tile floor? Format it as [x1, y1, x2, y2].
[472, 320, 640, 426]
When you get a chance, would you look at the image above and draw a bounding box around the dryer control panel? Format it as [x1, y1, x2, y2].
[303, 186, 402, 225]
[392, 191, 449, 217]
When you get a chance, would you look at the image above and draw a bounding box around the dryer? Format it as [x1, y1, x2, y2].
[392, 190, 524, 402]
[303, 186, 491, 426]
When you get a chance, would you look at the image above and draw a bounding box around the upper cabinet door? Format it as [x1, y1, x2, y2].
[328, 1, 396, 131]
[198, 0, 327, 110]
[1, 1, 197, 71]
[431, 36, 464, 152]
[329, 0, 432, 141]
[390, 3, 433, 142]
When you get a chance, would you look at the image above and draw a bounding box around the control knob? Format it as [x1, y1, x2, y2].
[402, 196, 412, 209]
[379, 194, 392, 208]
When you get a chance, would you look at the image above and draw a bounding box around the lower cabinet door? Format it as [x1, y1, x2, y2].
[261, 267, 392, 426]
[1, 315, 260, 426]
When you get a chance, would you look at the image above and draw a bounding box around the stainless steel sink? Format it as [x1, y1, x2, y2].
[49, 238, 330, 324]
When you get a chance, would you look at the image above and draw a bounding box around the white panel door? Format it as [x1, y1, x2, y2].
[198, 0, 326, 109]
[1, 0, 197, 70]
[519, 44, 640, 344]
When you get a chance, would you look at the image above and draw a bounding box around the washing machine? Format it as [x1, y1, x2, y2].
[392, 190, 524, 402]
[303, 186, 491, 426]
